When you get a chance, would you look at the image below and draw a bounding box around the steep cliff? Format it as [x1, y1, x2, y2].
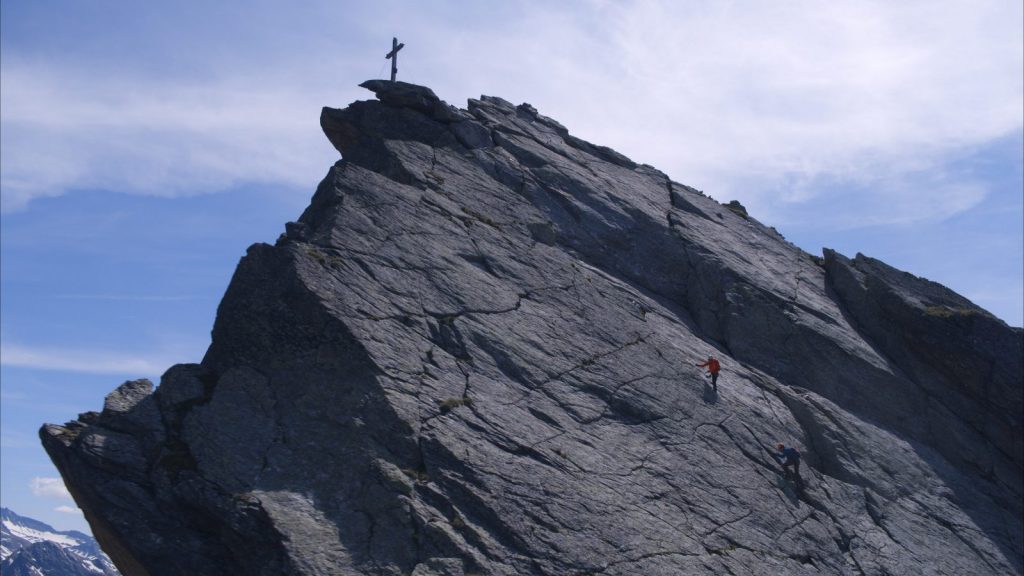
[42, 80, 1023, 575]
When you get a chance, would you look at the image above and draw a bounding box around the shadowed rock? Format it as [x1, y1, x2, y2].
[42, 80, 1023, 576]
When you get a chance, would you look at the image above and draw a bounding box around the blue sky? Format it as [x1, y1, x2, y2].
[2, 0, 1021, 532]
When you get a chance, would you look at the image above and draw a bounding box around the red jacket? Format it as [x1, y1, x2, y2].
[698, 359, 721, 374]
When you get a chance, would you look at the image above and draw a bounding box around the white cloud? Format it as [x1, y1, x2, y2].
[52, 294, 198, 302]
[576, 0, 1021, 224]
[1, 341, 181, 376]
[417, 0, 1021, 228]
[55, 506, 82, 515]
[30, 477, 72, 500]
[1, 0, 1020, 228]
[0, 64, 342, 212]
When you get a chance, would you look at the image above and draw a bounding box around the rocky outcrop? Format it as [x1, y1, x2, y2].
[823, 250, 1023, 494]
[42, 80, 1023, 575]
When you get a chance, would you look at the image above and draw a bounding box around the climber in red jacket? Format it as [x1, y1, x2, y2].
[696, 356, 721, 392]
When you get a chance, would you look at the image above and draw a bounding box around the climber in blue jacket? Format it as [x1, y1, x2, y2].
[773, 443, 801, 478]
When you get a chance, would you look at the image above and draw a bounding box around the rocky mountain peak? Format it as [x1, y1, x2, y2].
[42, 80, 1022, 575]
[1, 507, 120, 575]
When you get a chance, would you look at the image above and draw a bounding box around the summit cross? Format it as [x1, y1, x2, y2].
[385, 37, 405, 82]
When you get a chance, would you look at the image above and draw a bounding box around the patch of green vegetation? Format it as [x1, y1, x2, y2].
[450, 511, 467, 529]
[303, 246, 344, 268]
[401, 468, 429, 483]
[460, 207, 498, 228]
[156, 442, 198, 479]
[806, 254, 825, 267]
[724, 200, 749, 219]
[924, 305, 982, 318]
[304, 246, 327, 265]
[708, 544, 738, 555]
[425, 170, 446, 185]
[439, 396, 474, 413]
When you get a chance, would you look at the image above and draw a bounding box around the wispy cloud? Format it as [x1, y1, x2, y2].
[55, 505, 82, 515]
[30, 477, 71, 500]
[576, 0, 1021, 227]
[1, 0, 1020, 229]
[1, 431, 34, 449]
[0, 390, 29, 401]
[52, 294, 199, 302]
[1, 342, 180, 376]
[743, 163, 992, 230]
[1, 64, 341, 212]
[423, 1, 1021, 228]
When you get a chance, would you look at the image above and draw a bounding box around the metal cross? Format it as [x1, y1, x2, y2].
[385, 37, 405, 82]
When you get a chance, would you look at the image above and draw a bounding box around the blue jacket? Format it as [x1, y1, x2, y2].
[775, 447, 800, 465]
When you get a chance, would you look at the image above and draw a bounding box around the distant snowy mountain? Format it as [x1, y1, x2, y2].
[1, 507, 119, 575]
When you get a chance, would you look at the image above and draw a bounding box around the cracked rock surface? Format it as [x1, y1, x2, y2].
[42, 80, 1022, 575]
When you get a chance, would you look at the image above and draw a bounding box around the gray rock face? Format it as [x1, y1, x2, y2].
[42, 81, 1023, 575]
